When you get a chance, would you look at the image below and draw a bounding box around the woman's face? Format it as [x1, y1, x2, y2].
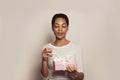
[52, 18, 68, 40]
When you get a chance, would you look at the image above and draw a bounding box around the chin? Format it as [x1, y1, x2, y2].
[56, 36, 64, 40]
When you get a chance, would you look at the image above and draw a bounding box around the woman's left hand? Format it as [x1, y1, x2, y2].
[66, 65, 77, 72]
[66, 65, 79, 79]
[66, 65, 84, 80]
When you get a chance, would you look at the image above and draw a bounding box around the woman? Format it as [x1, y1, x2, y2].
[41, 13, 84, 80]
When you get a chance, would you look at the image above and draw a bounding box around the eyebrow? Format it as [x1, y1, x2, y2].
[54, 23, 67, 25]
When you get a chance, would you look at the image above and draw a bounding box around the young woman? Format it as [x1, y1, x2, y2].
[41, 13, 84, 80]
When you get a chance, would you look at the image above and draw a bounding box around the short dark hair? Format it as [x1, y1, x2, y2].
[51, 13, 69, 26]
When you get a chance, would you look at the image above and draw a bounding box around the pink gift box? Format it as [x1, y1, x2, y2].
[54, 62, 64, 71]
[54, 61, 74, 71]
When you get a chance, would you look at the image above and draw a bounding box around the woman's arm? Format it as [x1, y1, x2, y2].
[41, 48, 52, 77]
[71, 71, 84, 80]
[41, 58, 49, 77]
[67, 66, 84, 80]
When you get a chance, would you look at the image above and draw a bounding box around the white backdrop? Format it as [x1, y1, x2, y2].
[0, 0, 120, 80]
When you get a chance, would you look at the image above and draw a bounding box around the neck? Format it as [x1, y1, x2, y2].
[53, 38, 70, 46]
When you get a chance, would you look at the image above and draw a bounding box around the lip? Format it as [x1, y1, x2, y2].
[57, 33, 64, 36]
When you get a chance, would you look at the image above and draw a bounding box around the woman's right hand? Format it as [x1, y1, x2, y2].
[42, 48, 52, 61]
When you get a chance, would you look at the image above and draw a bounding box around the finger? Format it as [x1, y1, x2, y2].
[66, 66, 72, 72]
[47, 53, 53, 56]
[69, 66, 75, 72]
[45, 48, 52, 53]
[72, 66, 77, 71]
[68, 65, 77, 72]
[43, 54, 50, 57]
[45, 48, 52, 51]
[74, 66, 77, 71]
[45, 47, 51, 49]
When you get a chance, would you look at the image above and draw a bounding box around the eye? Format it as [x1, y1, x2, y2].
[54, 24, 59, 28]
[62, 24, 67, 28]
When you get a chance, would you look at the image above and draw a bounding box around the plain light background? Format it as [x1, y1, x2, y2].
[0, 0, 120, 80]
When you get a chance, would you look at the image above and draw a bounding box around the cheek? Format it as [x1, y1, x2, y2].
[54, 28, 58, 31]
[52, 29, 58, 33]
[63, 28, 68, 33]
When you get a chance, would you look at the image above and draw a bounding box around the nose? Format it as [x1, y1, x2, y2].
[58, 27, 63, 31]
